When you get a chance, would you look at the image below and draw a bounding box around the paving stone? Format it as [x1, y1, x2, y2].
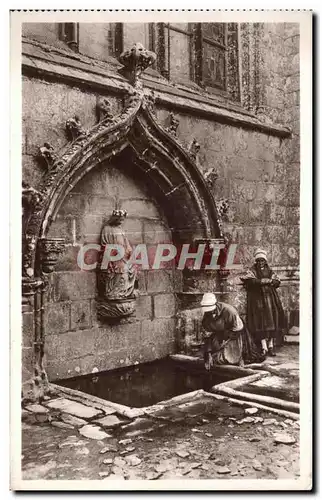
[236, 417, 255, 424]
[75, 447, 90, 456]
[253, 417, 264, 424]
[252, 459, 262, 471]
[79, 424, 111, 440]
[263, 418, 277, 426]
[99, 471, 110, 477]
[277, 460, 289, 467]
[46, 398, 102, 419]
[102, 407, 117, 416]
[288, 326, 300, 336]
[100, 444, 118, 453]
[121, 418, 159, 433]
[35, 413, 49, 423]
[205, 433, 213, 437]
[22, 409, 36, 424]
[176, 450, 190, 458]
[153, 464, 168, 473]
[146, 471, 163, 480]
[51, 421, 74, 430]
[215, 466, 231, 474]
[245, 407, 258, 415]
[25, 404, 49, 414]
[125, 454, 141, 466]
[61, 413, 87, 427]
[103, 474, 125, 480]
[119, 438, 132, 445]
[114, 457, 126, 467]
[126, 446, 136, 452]
[94, 415, 126, 428]
[103, 458, 113, 465]
[274, 433, 296, 445]
[213, 459, 228, 466]
[58, 439, 88, 449]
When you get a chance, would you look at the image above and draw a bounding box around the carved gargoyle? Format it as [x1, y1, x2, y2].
[39, 143, 57, 171]
[119, 43, 156, 84]
[189, 138, 201, 161]
[96, 97, 113, 122]
[66, 115, 86, 141]
[144, 90, 156, 115]
[167, 113, 179, 137]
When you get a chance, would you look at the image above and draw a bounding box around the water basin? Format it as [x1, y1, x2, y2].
[56, 357, 241, 408]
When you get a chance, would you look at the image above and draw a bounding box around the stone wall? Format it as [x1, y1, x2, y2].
[22, 21, 300, 384]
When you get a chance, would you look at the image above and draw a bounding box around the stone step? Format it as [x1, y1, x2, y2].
[45, 397, 103, 419]
[284, 335, 299, 344]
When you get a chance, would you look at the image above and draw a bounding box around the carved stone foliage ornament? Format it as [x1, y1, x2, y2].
[216, 198, 230, 219]
[119, 43, 156, 84]
[38, 237, 66, 274]
[167, 113, 179, 137]
[96, 209, 138, 321]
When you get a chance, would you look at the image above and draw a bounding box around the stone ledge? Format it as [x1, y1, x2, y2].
[22, 37, 291, 139]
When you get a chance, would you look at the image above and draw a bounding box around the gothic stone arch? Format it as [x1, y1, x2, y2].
[22, 45, 226, 399]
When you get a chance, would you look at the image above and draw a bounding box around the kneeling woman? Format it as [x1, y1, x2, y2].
[200, 293, 262, 370]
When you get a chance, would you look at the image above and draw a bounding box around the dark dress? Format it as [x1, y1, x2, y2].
[201, 302, 262, 365]
[241, 263, 286, 345]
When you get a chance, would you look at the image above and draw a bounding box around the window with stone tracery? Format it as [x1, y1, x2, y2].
[149, 22, 240, 102]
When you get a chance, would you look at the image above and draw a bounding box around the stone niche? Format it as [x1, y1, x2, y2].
[44, 160, 178, 380]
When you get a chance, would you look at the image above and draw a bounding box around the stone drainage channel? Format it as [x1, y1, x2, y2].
[22, 354, 299, 481]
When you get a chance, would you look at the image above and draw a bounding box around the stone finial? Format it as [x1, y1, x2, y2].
[39, 143, 57, 170]
[189, 138, 201, 161]
[167, 113, 179, 137]
[66, 115, 86, 141]
[119, 43, 156, 84]
[96, 97, 113, 122]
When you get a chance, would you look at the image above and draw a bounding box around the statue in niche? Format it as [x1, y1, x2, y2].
[96, 209, 137, 320]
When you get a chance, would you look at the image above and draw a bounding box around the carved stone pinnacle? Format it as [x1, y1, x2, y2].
[119, 43, 156, 84]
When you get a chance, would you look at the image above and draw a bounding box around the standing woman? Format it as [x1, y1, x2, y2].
[241, 248, 286, 358]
